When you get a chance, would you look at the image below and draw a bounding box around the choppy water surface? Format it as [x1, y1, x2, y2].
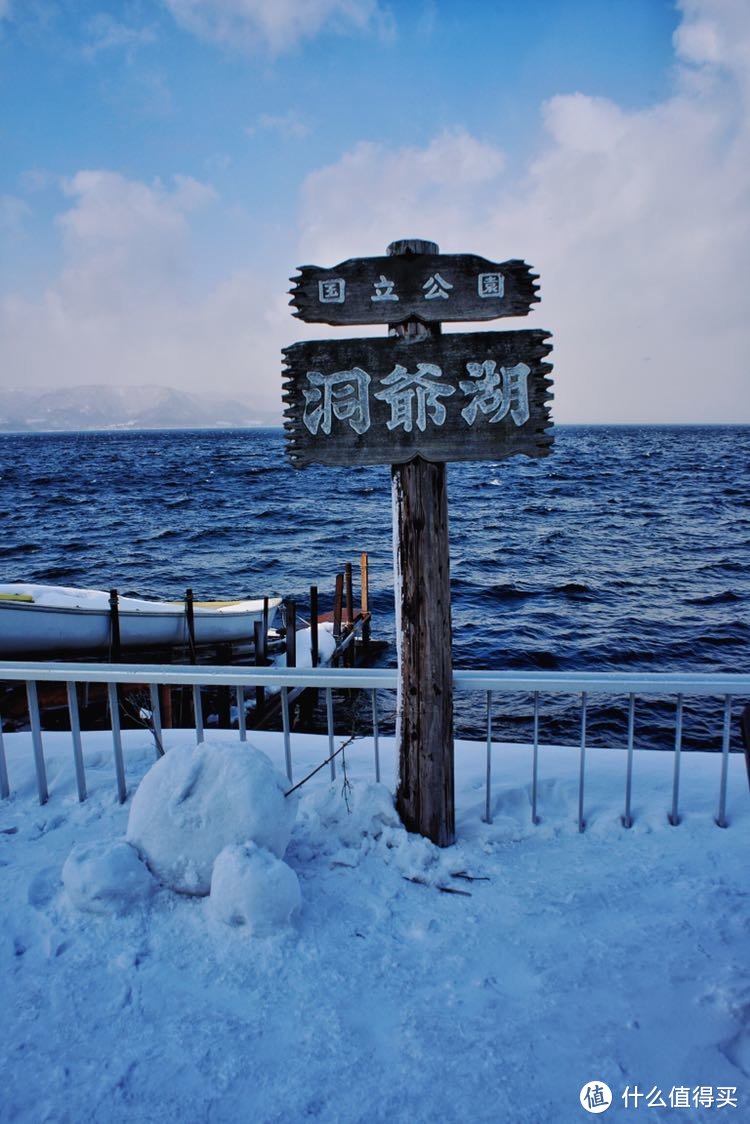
[2, 425, 749, 749]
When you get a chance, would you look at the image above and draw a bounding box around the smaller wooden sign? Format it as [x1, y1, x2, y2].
[289, 254, 540, 327]
[283, 329, 553, 468]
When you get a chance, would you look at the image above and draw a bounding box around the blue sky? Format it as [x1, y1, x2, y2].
[1, 0, 748, 423]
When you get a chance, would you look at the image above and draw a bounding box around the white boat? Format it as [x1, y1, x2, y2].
[0, 583, 282, 657]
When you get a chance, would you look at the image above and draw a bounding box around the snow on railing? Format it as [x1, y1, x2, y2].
[1, 661, 748, 830]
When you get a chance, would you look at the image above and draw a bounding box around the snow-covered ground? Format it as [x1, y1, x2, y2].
[1, 726, 748, 1123]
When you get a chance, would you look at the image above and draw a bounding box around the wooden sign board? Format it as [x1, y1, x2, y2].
[289, 254, 540, 327]
[283, 329, 553, 468]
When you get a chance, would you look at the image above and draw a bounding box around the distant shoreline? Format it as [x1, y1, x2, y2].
[1, 422, 749, 436]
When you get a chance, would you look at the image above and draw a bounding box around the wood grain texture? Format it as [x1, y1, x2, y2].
[387, 238, 454, 848]
[392, 457, 455, 846]
[289, 253, 540, 326]
[283, 329, 553, 467]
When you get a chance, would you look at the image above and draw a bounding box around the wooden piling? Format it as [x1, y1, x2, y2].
[300, 585, 320, 726]
[160, 683, 173, 729]
[254, 619, 266, 716]
[360, 551, 371, 648]
[310, 585, 319, 668]
[332, 573, 344, 665]
[185, 588, 197, 664]
[285, 599, 297, 668]
[109, 589, 121, 662]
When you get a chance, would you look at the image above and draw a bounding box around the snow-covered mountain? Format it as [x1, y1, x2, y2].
[0, 385, 278, 431]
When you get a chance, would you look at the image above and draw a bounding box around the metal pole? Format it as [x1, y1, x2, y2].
[371, 688, 380, 783]
[623, 693, 635, 828]
[669, 693, 684, 826]
[148, 683, 163, 759]
[236, 685, 247, 742]
[484, 691, 493, 824]
[281, 687, 293, 782]
[66, 682, 87, 801]
[578, 692, 587, 833]
[106, 681, 127, 803]
[193, 684, 204, 744]
[326, 687, 336, 781]
[531, 691, 540, 824]
[716, 694, 732, 828]
[0, 714, 9, 800]
[26, 680, 48, 805]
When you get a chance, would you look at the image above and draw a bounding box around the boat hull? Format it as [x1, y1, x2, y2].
[0, 593, 281, 657]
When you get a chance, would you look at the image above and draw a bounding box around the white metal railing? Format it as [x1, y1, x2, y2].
[1, 662, 748, 830]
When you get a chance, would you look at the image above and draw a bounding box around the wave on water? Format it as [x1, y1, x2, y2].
[687, 590, 741, 605]
[1, 424, 749, 748]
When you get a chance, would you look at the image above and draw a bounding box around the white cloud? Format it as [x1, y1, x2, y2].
[674, 0, 750, 75]
[298, 129, 505, 264]
[293, 3, 750, 423]
[163, 0, 392, 55]
[2, 0, 747, 426]
[0, 194, 30, 233]
[247, 110, 311, 139]
[54, 171, 215, 310]
[82, 13, 157, 58]
[0, 172, 290, 420]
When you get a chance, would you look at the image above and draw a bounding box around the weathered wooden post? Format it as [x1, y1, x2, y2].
[388, 238, 454, 844]
[283, 238, 553, 845]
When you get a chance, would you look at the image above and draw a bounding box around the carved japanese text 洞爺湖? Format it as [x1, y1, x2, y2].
[283, 329, 553, 467]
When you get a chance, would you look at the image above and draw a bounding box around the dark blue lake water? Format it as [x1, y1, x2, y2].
[1, 426, 749, 749]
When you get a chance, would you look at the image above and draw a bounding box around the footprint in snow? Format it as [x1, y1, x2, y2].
[28, 866, 62, 909]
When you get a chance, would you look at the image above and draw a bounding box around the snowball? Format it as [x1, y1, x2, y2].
[125, 740, 297, 895]
[63, 840, 155, 915]
[209, 843, 301, 936]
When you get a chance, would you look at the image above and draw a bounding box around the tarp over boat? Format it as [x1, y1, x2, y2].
[0, 584, 281, 656]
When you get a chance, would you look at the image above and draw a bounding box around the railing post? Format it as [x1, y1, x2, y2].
[623, 693, 635, 828]
[281, 687, 293, 783]
[669, 693, 684, 826]
[66, 682, 87, 801]
[577, 692, 587, 833]
[716, 694, 732, 828]
[193, 684, 204, 744]
[0, 715, 9, 800]
[26, 680, 48, 805]
[326, 687, 336, 781]
[236, 685, 247, 742]
[371, 688, 380, 783]
[484, 691, 493, 824]
[531, 691, 540, 825]
[148, 684, 163, 758]
[106, 681, 127, 803]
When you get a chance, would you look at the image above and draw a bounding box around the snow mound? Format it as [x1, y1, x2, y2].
[209, 842, 301, 935]
[297, 782, 403, 852]
[62, 840, 155, 915]
[125, 740, 297, 895]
